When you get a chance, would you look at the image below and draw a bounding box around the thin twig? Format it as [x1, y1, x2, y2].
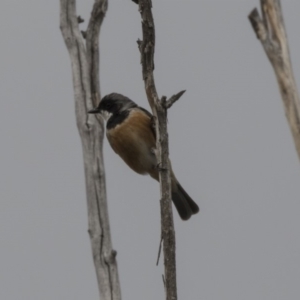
[77, 15, 84, 23]
[162, 274, 166, 288]
[164, 90, 186, 109]
[81, 30, 87, 39]
[156, 236, 163, 266]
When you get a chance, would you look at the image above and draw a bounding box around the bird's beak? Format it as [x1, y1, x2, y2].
[88, 107, 100, 114]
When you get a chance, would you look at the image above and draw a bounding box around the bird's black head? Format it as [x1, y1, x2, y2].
[88, 93, 137, 121]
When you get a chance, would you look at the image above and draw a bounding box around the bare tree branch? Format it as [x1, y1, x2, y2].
[77, 15, 85, 23]
[249, 0, 300, 161]
[165, 90, 186, 109]
[60, 1, 121, 299]
[86, 0, 107, 99]
[134, 0, 179, 299]
[156, 235, 163, 266]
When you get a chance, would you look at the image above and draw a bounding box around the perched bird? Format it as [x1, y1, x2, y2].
[88, 93, 199, 220]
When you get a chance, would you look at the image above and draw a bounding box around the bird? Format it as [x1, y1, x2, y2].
[88, 93, 199, 220]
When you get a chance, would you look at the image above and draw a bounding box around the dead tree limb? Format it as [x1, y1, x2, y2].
[249, 0, 300, 161]
[133, 0, 183, 299]
[60, 1, 121, 299]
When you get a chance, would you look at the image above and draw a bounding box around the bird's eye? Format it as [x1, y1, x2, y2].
[106, 102, 113, 108]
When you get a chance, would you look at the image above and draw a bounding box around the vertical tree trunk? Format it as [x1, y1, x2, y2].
[249, 0, 300, 161]
[60, 1, 121, 299]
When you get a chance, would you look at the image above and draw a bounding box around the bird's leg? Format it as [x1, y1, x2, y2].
[150, 147, 158, 156]
[150, 116, 165, 170]
[150, 115, 156, 132]
[156, 164, 167, 172]
[156, 162, 167, 172]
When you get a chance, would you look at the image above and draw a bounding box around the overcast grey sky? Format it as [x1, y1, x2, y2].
[1, 0, 300, 299]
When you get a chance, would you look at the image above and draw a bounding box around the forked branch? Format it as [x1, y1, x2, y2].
[60, 1, 121, 299]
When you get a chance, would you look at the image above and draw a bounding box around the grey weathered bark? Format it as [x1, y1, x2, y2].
[134, 0, 184, 299]
[60, 1, 121, 299]
[249, 0, 300, 161]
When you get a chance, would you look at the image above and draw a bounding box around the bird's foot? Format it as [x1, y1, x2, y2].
[150, 116, 156, 132]
[156, 162, 168, 172]
[150, 147, 158, 156]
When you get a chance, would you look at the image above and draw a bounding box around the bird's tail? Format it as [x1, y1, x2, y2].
[149, 166, 199, 220]
[171, 173, 199, 220]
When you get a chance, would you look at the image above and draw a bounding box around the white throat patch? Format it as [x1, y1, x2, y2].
[101, 110, 113, 121]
